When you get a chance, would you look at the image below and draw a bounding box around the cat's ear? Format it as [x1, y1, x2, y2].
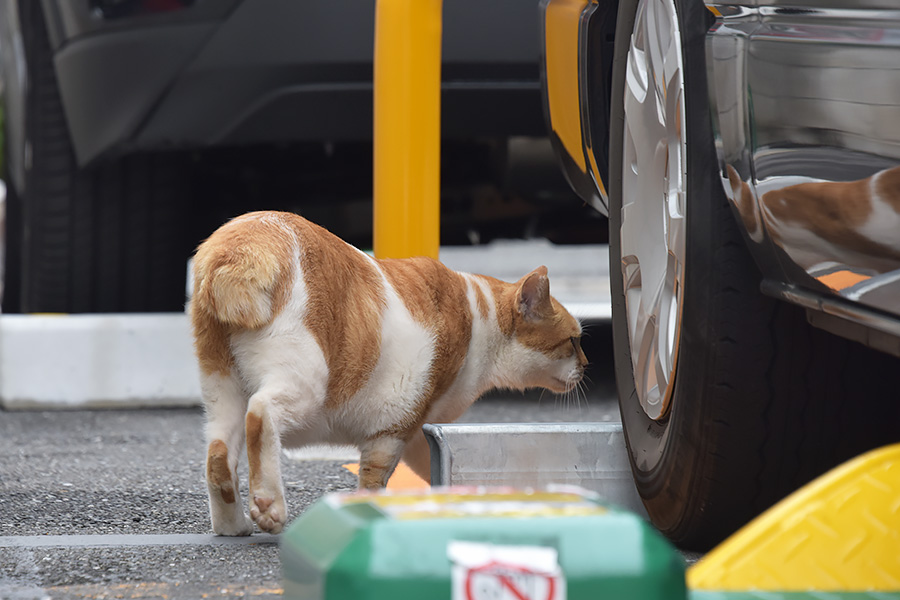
[517, 266, 552, 321]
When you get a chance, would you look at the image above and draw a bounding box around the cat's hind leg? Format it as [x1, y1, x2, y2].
[203, 372, 254, 536]
[245, 390, 292, 534]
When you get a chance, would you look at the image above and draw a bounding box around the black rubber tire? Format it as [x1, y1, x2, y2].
[608, 0, 900, 550]
[2, 1, 193, 314]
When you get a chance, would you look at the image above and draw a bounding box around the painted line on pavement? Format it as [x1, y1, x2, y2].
[0, 533, 279, 548]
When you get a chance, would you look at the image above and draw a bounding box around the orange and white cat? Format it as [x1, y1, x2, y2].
[189, 211, 588, 535]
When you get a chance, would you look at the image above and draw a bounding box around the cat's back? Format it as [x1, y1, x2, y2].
[192, 211, 387, 406]
[192, 210, 378, 327]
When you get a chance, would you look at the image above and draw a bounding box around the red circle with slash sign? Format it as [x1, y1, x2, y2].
[464, 560, 557, 600]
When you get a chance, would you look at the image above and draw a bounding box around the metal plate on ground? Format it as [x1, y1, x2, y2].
[423, 422, 646, 517]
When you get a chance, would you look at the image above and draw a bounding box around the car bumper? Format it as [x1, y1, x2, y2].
[540, 0, 617, 216]
[45, 0, 547, 166]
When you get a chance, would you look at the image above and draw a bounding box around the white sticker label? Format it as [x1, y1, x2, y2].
[447, 541, 566, 600]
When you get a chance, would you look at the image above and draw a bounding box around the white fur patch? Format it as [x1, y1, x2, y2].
[492, 339, 556, 391]
[333, 267, 436, 438]
[859, 171, 900, 254]
[422, 275, 501, 425]
[201, 372, 248, 443]
[230, 250, 329, 430]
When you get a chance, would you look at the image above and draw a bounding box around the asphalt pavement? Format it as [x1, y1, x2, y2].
[0, 327, 661, 600]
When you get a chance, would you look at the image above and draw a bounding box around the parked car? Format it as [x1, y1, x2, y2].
[0, 0, 576, 314]
[541, 0, 900, 549]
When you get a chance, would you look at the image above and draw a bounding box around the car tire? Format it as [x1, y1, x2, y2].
[608, 0, 900, 550]
[2, 1, 193, 314]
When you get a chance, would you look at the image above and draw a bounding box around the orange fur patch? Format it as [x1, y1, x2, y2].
[279, 214, 385, 408]
[246, 412, 263, 489]
[190, 308, 233, 376]
[206, 440, 235, 504]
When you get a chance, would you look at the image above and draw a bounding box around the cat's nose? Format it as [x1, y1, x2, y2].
[574, 344, 589, 367]
[572, 366, 585, 382]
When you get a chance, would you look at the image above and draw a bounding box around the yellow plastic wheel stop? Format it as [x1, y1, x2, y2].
[688, 444, 900, 592]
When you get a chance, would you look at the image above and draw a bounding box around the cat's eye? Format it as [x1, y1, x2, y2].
[569, 336, 581, 356]
[555, 336, 582, 353]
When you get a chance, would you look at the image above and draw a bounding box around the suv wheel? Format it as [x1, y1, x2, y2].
[608, 0, 900, 549]
[2, 1, 193, 314]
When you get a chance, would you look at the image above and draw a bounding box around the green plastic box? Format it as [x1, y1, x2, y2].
[281, 486, 686, 599]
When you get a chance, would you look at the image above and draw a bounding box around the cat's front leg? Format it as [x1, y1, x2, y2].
[245, 393, 288, 534]
[358, 436, 405, 489]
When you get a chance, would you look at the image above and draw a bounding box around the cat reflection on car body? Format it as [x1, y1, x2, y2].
[189, 211, 588, 535]
[726, 164, 900, 275]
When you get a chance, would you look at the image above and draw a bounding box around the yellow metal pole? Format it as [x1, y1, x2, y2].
[373, 0, 442, 260]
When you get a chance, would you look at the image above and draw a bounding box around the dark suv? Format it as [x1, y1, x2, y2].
[1, 0, 556, 313]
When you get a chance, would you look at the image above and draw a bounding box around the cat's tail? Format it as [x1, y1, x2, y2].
[192, 217, 294, 330]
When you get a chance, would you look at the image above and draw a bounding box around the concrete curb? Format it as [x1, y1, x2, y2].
[0, 313, 201, 409]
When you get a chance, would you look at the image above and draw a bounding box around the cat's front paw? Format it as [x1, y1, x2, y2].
[250, 494, 286, 534]
[212, 513, 254, 537]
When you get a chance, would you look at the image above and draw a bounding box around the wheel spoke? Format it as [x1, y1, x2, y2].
[643, 1, 667, 115]
[638, 313, 662, 414]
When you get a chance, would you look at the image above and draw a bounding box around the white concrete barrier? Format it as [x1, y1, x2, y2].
[0, 314, 201, 409]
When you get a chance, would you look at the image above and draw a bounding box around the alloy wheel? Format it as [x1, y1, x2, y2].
[620, 0, 687, 420]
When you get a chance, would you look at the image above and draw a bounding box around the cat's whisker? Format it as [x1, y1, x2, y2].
[553, 387, 565, 409]
[565, 378, 580, 410]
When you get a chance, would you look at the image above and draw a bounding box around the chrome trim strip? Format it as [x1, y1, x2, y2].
[761, 280, 900, 339]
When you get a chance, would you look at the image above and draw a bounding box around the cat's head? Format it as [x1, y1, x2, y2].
[507, 266, 588, 393]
